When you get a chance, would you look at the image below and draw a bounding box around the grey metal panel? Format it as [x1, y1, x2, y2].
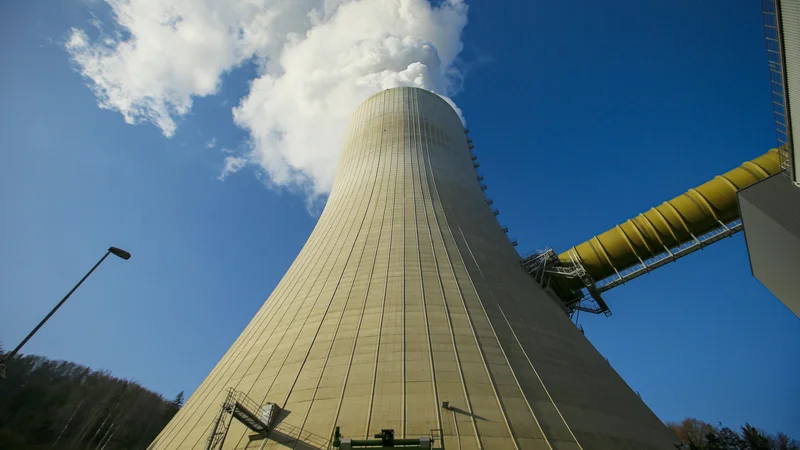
[739, 173, 800, 234]
[738, 174, 800, 318]
[780, 0, 800, 181]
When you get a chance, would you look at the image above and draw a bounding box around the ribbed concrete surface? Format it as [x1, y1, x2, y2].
[150, 87, 677, 450]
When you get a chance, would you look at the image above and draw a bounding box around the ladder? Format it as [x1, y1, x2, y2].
[205, 388, 279, 450]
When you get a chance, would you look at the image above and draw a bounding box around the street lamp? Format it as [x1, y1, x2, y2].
[0, 246, 131, 379]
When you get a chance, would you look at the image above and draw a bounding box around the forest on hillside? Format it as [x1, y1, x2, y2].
[0, 349, 182, 450]
[668, 418, 799, 450]
[2, 347, 798, 450]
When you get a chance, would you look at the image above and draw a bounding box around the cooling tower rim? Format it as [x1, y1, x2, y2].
[363, 86, 458, 117]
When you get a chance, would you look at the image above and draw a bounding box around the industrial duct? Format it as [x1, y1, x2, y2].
[558, 149, 782, 281]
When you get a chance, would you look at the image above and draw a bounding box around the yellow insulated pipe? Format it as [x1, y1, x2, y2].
[558, 149, 782, 281]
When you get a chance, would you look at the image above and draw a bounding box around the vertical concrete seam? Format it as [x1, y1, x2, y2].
[425, 102, 533, 448]
[329, 90, 392, 442]
[165, 108, 373, 448]
[466, 252, 584, 448]
[433, 222, 521, 448]
[413, 89, 445, 439]
[455, 226, 555, 449]
[414, 107, 521, 448]
[238, 94, 374, 448]
[280, 93, 384, 413]
[218, 95, 376, 449]
[365, 89, 399, 437]
[414, 96, 448, 444]
[497, 302, 584, 448]
[260, 95, 371, 384]
[420, 105, 483, 450]
[290, 90, 387, 449]
[398, 88, 413, 437]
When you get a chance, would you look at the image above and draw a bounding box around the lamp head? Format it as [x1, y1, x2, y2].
[108, 247, 131, 260]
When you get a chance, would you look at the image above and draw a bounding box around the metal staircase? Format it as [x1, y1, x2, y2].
[205, 388, 279, 450]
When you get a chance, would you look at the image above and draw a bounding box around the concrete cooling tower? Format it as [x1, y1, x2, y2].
[149, 87, 678, 450]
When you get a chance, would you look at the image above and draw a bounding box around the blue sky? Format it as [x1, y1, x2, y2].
[2, 0, 798, 438]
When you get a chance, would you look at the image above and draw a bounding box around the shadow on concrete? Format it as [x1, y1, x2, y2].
[449, 406, 488, 422]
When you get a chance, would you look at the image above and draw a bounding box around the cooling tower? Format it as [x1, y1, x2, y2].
[150, 87, 677, 450]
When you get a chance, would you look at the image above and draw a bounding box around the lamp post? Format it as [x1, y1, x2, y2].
[0, 246, 131, 379]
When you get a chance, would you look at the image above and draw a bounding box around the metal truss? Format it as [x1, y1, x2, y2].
[205, 388, 279, 450]
[521, 219, 744, 316]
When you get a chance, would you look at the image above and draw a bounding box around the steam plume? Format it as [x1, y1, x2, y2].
[66, 0, 468, 199]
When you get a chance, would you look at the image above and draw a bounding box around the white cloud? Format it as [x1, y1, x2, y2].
[205, 138, 217, 149]
[218, 156, 248, 181]
[67, 0, 468, 198]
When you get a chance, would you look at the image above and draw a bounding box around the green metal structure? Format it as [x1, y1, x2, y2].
[332, 427, 442, 449]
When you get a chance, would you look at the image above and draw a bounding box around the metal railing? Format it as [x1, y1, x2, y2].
[763, 0, 795, 179]
[205, 388, 278, 450]
[593, 219, 743, 293]
[521, 219, 744, 316]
